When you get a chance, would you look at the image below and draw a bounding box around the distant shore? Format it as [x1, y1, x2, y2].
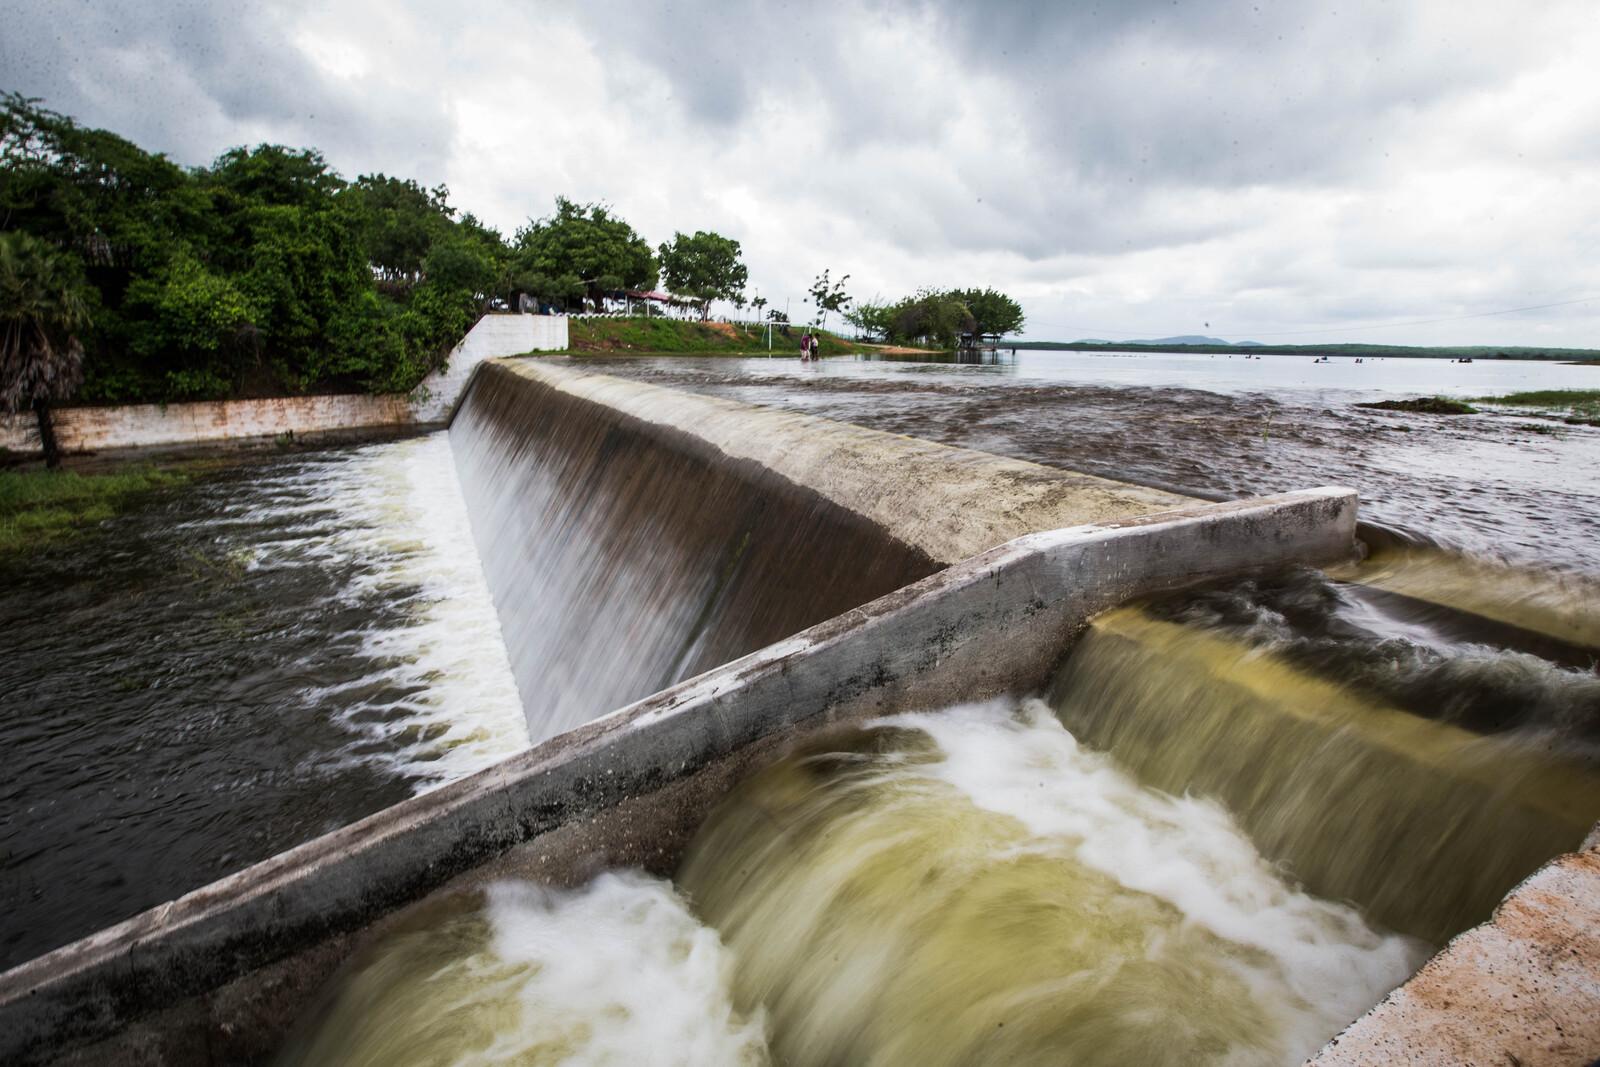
[1004, 341, 1600, 361]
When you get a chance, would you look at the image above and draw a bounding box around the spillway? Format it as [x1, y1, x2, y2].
[2, 358, 1596, 1066]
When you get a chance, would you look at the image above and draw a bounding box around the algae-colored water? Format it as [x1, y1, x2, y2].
[282, 550, 1599, 1066]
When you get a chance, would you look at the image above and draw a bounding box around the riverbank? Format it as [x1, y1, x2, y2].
[0, 465, 194, 555]
[565, 316, 873, 355]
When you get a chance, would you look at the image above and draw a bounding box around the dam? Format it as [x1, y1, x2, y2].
[1, 357, 1597, 1065]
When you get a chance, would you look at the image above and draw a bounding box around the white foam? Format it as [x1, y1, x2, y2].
[283, 872, 769, 1066]
[880, 697, 1428, 1056]
[271, 433, 528, 787]
[475, 873, 769, 1066]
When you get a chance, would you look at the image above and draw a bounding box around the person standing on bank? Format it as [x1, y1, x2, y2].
[800, 330, 813, 360]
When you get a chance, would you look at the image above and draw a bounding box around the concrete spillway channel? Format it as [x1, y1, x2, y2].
[2, 359, 1597, 1064]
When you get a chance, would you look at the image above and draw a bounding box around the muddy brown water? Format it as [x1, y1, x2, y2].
[560, 353, 1600, 574]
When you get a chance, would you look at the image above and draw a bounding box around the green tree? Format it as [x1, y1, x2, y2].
[953, 287, 1025, 338]
[658, 230, 748, 319]
[843, 298, 893, 341]
[342, 174, 455, 283]
[513, 197, 656, 311]
[888, 288, 974, 348]
[808, 268, 851, 329]
[122, 248, 254, 397]
[0, 232, 90, 466]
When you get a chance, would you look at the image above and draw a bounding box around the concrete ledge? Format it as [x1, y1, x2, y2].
[490, 358, 1193, 564]
[1310, 844, 1600, 1066]
[0, 487, 1356, 1066]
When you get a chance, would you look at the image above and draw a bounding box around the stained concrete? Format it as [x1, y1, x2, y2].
[0, 487, 1357, 1066]
[0, 314, 566, 458]
[485, 357, 1193, 564]
[1310, 844, 1600, 1066]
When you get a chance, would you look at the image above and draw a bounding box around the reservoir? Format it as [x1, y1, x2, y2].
[3, 352, 1596, 1063]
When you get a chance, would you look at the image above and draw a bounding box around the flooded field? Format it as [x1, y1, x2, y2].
[565, 351, 1600, 573]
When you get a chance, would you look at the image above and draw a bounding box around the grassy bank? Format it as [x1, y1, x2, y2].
[1473, 389, 1600, 426]
[566, 317, 870, 356]
[0, 467, 192, 554]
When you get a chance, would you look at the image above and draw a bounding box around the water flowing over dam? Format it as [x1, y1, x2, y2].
[3, 358, 1597, 1066]
[449, 362, 938, 742]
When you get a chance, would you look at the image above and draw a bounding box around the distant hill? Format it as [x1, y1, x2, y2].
[1126, 335, 1232, 346]
[1010, 340, 1600, 360]
[1074, 335, 1268, 347]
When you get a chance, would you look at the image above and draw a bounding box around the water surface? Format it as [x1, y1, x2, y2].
[0, 434, 523, 967]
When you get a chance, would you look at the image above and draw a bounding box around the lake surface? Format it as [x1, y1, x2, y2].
[709, 348, 1600, 401]
[567, 351, 1600, 574]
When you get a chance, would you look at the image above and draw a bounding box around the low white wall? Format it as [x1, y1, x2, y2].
[410, 314, 567, 423]
[0, 313, 567, 457]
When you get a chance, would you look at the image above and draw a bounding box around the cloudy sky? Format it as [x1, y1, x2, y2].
[6, 0, 1598, 345]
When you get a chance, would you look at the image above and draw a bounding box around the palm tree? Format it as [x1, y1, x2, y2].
[1, 231, 89, 468]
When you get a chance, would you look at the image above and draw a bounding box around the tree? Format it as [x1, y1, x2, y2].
[888, 288, 974, 348]
[843, 298, 893, 341]
[657, 230, 747, 319]
[953, 287, 1025, 338]
[342, 174, 454, 283]
[808, 268, 851, 329]
[0, 232, 90, 467]
[512, 197, 656, 311]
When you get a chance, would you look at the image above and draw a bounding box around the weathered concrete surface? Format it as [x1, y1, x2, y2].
[410, 313, 566, 423]
[451, 361, 941, 741]
[0, 314, 566, 457]
[1309, 843, 1600, 1066]
[0, 487, 1356, 1066]
[488, 357, 1192, 564]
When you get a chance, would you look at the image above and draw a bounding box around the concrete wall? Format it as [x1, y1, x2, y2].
[452, 359, 941, 742]
[0, 488, 1358, 1066]
[1309, 839, 1600, 1066]
[410, 314, 566, 423]
[487, 358, 1192, 565]
[0, 314, 567, 457]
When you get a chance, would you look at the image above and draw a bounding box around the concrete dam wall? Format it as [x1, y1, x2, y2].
[3, 359, 1594, 1065]
[450, 358, 1190, 742]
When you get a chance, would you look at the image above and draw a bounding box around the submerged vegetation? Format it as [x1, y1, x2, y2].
[0, 465, 189, 553]
[846, 287, 1026, 348]
[1473, 389, 1600, 426]
[1356, 397, 1477, 415]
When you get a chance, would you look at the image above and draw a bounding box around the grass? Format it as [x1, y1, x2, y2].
[0, 466, 192, 555]
[566, 316, 870, 356]
[1472, 389, 1600, 426]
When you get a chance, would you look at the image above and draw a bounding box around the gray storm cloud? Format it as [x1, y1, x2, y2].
[4, 0, 1596, 343]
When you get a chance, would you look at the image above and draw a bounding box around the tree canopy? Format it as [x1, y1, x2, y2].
[0, 230, 90, 465]
[845, 286, 1026, 347]
[0, 93, 506, 401]
[658, 231, 747, 319]
[808, 268, 852, 329]
[512, 197, 657, 310]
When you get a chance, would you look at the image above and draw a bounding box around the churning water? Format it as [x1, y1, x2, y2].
[277, 872, 766, 1067]
[287, 698, 1428, 1067]
[8, 354, 1598, 1064]
[0, 434, 524, 967]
